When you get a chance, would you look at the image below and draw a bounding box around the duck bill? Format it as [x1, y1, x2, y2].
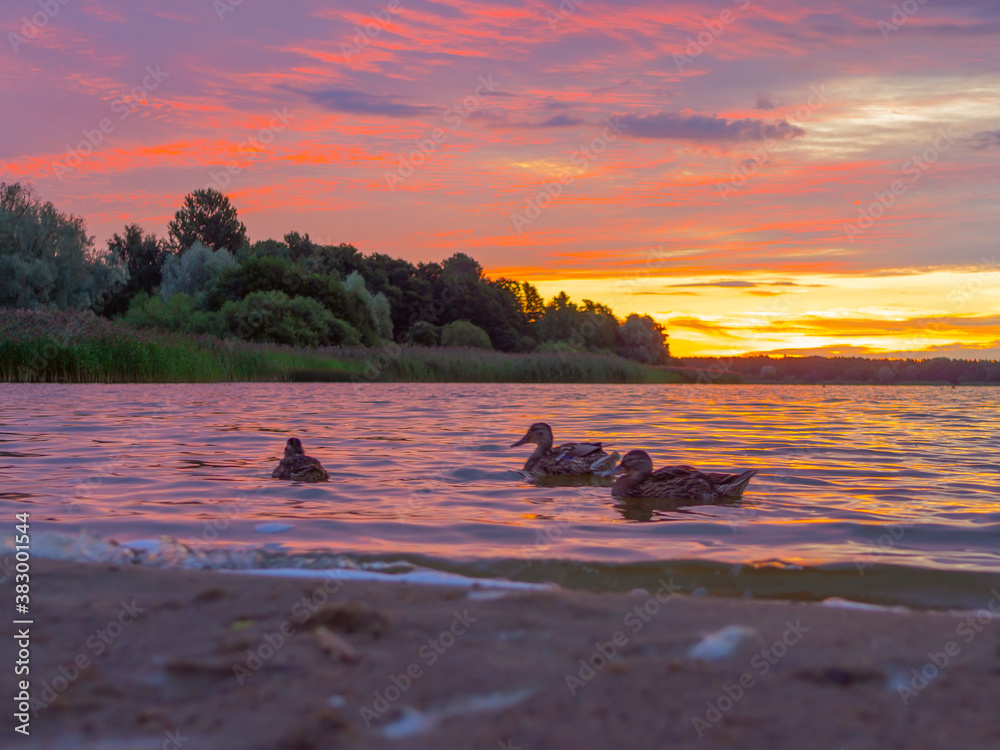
[510, 433, 531, 448]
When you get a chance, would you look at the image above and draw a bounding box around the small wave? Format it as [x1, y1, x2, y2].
[15, 530, 999, 611]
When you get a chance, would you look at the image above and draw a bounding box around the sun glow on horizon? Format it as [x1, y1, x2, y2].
[522, 267, 1000, 358]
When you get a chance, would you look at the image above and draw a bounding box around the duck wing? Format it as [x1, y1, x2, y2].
[529, 446, 616, 477]
[648, 465, 699, 479]
[272, 458, 294, 479]
[553, 441, 607, 459]
[290, 460, 329, 482]
[644, 466, 756, 498]
[640, 470, 714, 499]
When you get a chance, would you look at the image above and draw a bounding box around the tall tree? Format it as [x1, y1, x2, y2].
[167, 189, 247, 253]
[283, 231, 316, 261]
[521, 282, 546, 325]
[537, 291, 580, 343]
[103, 224, 172, 316]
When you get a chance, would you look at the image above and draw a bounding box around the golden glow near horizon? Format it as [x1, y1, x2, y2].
[529, 266, 1000, 358]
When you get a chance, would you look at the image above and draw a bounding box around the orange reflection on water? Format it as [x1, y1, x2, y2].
[2, 383, 998, 579]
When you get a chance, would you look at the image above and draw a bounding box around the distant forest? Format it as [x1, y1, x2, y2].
[0, 183, 669, 365]
[674, 356, 1000, 385]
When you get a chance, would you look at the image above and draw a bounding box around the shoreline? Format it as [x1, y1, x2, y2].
[0, 382, 1000, 388]
[9, 559, 1000, 749]
[3, 312, 997, 385]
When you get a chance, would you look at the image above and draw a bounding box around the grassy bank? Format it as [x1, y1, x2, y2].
[0, 310, 680, 384]
[0, 337, 360, 383]
[331, 344, 680, 383]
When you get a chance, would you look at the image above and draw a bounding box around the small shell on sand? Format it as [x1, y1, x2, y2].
[688, 625, 758, 661]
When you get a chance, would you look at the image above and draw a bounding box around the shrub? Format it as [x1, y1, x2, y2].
[616, 314, 669, 365]
[160, 242, 235, 301]
[124, 292, 225, 336]
[330, 319, 362, 346]
[440, 320, 493, 349]
[207, 255, 299, 307]
[221, 290, 337, 347]
[406, 320, 439, 346]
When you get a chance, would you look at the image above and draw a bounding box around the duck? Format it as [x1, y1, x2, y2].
[612, 449, 756, 501]
[271, 438, 329, 483]
[511, 422, 619, 477]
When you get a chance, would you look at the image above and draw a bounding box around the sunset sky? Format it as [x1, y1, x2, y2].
[2, 0, 998, 357]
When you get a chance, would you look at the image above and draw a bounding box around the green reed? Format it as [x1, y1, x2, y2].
[0, 310, 356, 383]
[0, 337, 355, 383]
[332, 346, 682, 384]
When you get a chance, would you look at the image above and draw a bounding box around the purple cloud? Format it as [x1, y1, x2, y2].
[616, 112, 805, 142]
[293, 88, 434, 118]
[969, 130, 1000, 150]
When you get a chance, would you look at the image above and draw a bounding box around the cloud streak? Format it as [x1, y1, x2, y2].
[292, 88, 435, 118]
[615, 112, 805, 142]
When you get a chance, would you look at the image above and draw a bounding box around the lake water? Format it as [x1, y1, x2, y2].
[2, 383, 998, 609]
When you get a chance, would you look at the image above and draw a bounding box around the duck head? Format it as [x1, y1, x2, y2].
[614, 450, 654, 481]
[284, 437, 305, 457]
[511, 423, 554, 450]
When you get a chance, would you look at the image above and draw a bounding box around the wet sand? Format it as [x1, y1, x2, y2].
[6, 559, 1000, 749]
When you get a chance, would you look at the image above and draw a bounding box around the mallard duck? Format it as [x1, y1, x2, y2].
[612, 450, 756, 500]
[511, 422, 619, 477]
[271, 438, 329, 483]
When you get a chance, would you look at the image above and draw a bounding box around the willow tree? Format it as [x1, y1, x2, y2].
[0, 182, 118, 310]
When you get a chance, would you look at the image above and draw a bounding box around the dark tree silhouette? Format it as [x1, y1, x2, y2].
[103, 224, 172, 316]
[617, 314, 670, 364]
[521, 282, 546, 325]
[167, 189, 247, 253]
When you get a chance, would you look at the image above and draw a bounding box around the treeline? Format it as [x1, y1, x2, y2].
[0, 183, 669, 364]
[682, 356, 1000, 384]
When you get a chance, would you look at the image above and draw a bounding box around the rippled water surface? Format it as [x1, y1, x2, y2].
[2, 383, 998, 607]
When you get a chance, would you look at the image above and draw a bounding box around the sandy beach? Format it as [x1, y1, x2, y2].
[5, 559, 999, 749]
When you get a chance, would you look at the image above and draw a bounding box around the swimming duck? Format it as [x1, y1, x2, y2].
[612, 450, 756, 501]
[271, 438, 329, 483]
[511, 422, 619, 477]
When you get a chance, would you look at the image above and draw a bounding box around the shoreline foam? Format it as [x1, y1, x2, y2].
[16, 530, 1000, 611]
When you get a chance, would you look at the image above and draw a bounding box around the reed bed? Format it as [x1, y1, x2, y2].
[333, 345, 680, 384]
[0, 310, 356, 383]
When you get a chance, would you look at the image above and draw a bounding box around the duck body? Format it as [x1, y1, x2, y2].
[512, 422, 619, 477]
[613, 450, 756, 501]
[271, 438, 329, 483]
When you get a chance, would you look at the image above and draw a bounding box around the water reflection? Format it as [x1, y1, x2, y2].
[613, 495, 747, 523]
[0, 383, 998, 576]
